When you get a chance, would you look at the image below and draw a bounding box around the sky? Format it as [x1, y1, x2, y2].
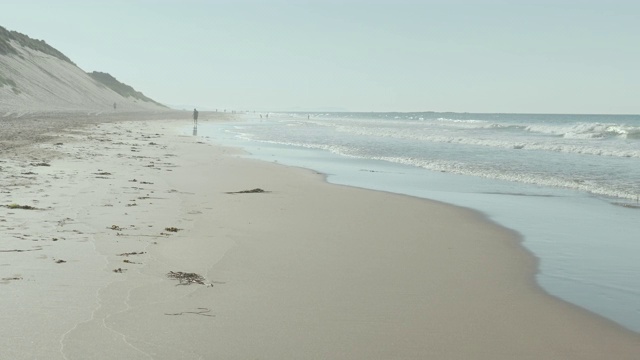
[1, 0, 639, 114]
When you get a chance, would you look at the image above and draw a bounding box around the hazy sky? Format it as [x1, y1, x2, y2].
[1, 0, 639, 113]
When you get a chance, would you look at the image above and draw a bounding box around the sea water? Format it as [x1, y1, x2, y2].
[194, 112, 640, 333]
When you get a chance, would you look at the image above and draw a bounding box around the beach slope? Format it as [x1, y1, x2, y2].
[1, 116, 638, 359]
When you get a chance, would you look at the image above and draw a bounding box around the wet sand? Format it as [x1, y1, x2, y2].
[1, 113, 639, 359]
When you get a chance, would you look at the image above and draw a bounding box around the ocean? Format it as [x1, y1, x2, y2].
[195, 112, 640, 333]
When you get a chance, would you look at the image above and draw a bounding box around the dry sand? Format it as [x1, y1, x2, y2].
[1, 112, 639, 359]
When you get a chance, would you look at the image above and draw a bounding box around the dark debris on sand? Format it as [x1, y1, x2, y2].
[225, 188, 268, 194]
[117, 251, 146, 256]
[2, 204, 39, 210]
[167, 271, 206, 286]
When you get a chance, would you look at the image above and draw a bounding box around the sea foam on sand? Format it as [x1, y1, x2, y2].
[1, 115, 639, 359]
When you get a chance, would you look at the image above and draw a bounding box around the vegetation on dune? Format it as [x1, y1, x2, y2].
[0, 73, 16, 87]
[0, 72, 20, 94]
[0, 25, 74, 64]
[88, 71, 167, 107]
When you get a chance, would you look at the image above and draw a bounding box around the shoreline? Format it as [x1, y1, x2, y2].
[205, 114, 640, 333]
[1, 115, 639, 358]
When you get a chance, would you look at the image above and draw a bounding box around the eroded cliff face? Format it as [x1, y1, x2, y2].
[0, 28, 165, 114]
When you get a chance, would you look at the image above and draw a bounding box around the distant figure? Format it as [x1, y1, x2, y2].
[193, 108, 199, 125]
[113, 102, 117, 110]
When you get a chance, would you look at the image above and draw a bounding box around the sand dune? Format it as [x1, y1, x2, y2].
[1, 35, 165, 113]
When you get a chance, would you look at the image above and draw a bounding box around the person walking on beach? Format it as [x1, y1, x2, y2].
[193, 108, 199, 125]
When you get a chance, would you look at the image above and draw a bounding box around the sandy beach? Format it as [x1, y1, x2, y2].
[1, 112, 639, 359]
